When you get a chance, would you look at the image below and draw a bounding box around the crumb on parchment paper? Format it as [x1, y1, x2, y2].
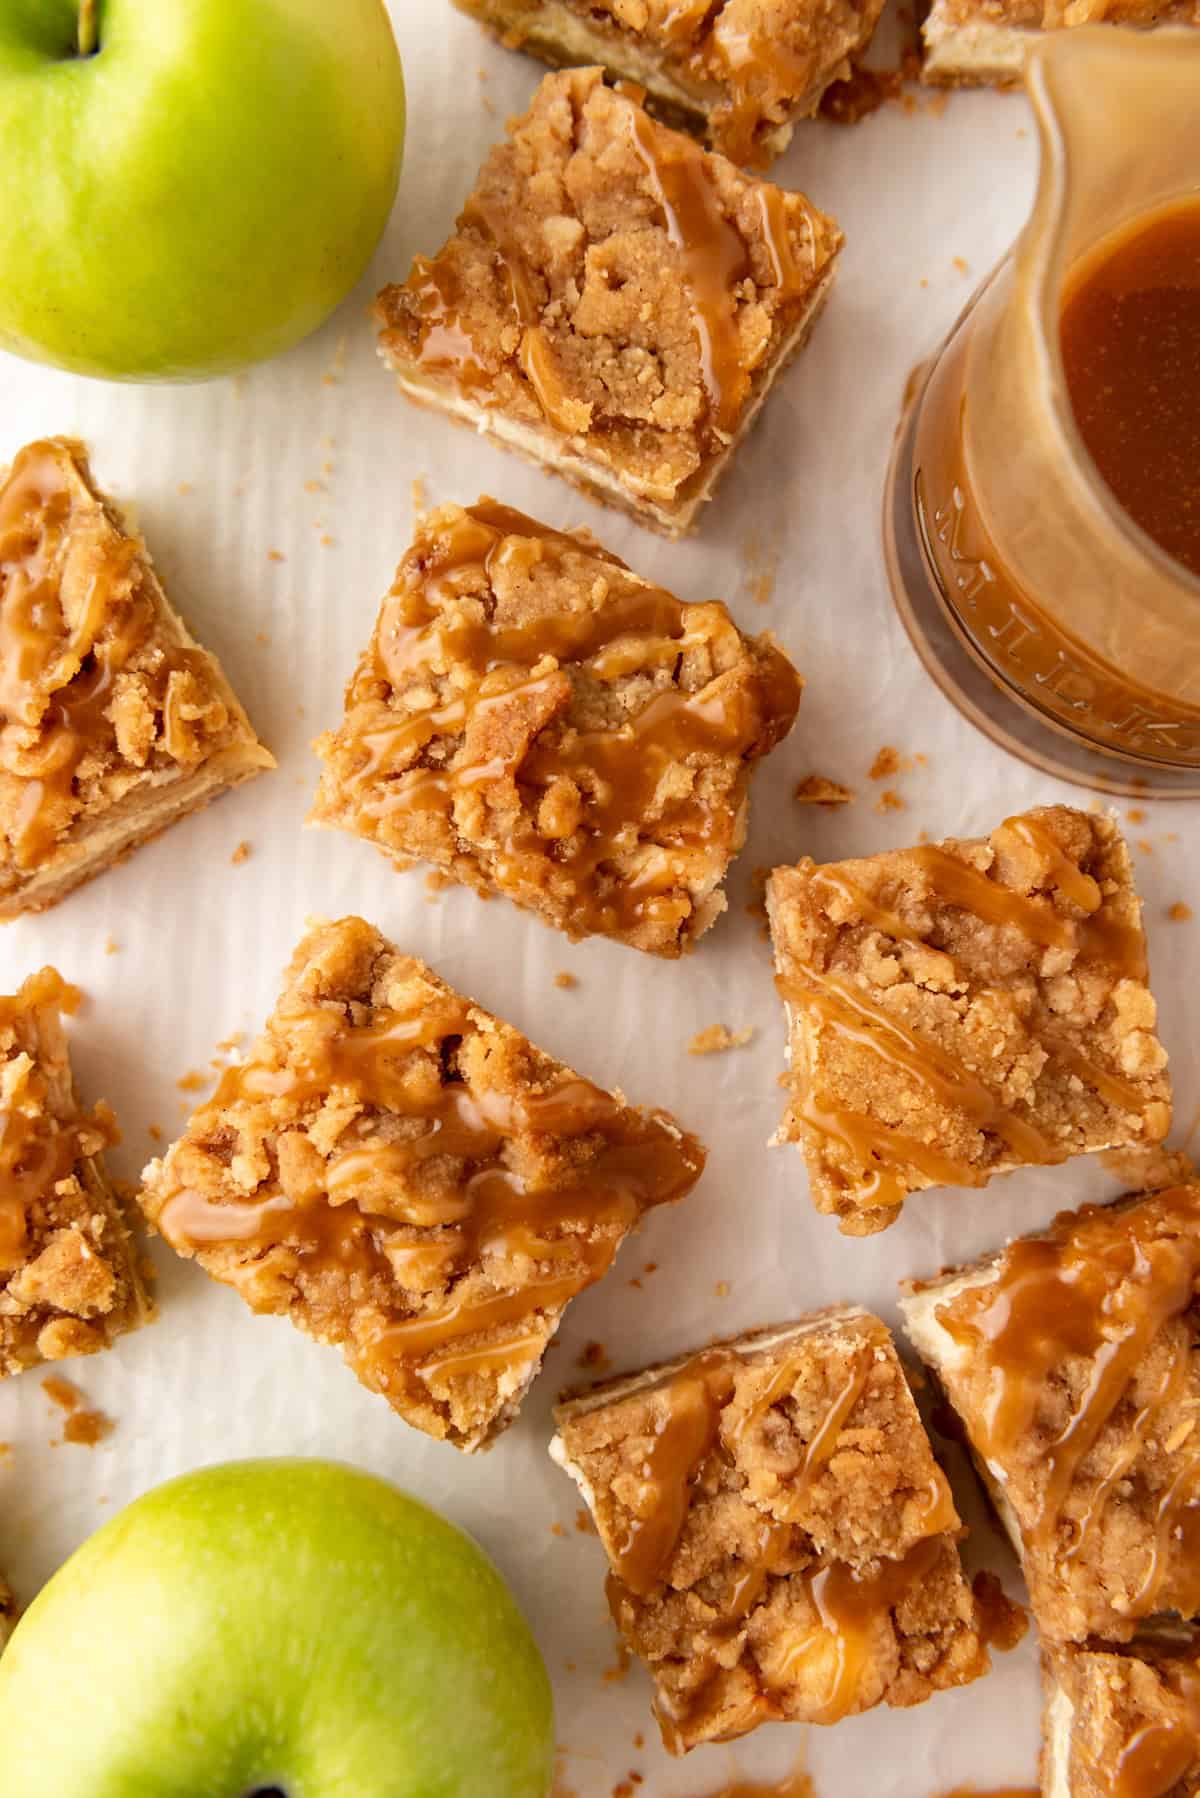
[794, 774, 854, 807]
[1169, 902, 1194, 922]
[869, 745, 903, 779]
[875, 789, 905, 813]
[688, 1024, 755, 1056]
[104, 936, 119, 955]
[42, 1377, 114, 1447]
[176, 1070, 209, 1093]
[554, 972, 579, 990]
[231, 841, 251, 866]
[971, 1570, 1029, 1652]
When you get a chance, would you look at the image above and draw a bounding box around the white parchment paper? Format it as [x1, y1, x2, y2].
[2, 6, 1195, 1791]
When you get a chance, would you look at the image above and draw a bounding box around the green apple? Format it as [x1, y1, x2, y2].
[0, 1460, 554, 1797]
[0, 1, 404, 378]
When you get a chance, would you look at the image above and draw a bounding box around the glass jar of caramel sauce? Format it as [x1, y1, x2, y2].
[884, 29, 1200, 796]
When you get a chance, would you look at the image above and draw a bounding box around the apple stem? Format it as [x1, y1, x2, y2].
[77, 0, 98, 56]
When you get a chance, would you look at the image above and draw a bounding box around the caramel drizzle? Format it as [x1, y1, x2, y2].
[0, 441, 208, 869]
[0, 968, 114, 1270]
[406, 85, 813, 442]
[766, 1535, 948, 1725]
[788, 821, 1154, 1197]
[606, 1352, 734, 1596]
[406, 254, 492, 392]
[343, 502, 799, 943]
[1112, 1655, 1200, 1798]
[159, 984, 703, 1403]
[622, 96, 750, 437]
[703, 16, 818, 168]
[937, 1186, 1200, 1612]
[604, 1325, 955, 1647]
[784, 974, 1062, 1167]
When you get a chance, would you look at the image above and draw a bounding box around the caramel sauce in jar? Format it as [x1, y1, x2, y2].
[909, 324, 1200, 769]
[1061, 200, 1200, 580]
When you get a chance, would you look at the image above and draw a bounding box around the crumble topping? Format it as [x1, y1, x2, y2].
[376, 70, 841, 529]
[0, 439, 273, 915]
[1045, 1632, 1200, 1798]
[139, 917, 705, 1451]
[312, 501, 802, 956]
[552, 1311, 986, 1752]
[910, 1184, 1200, 1645]
[455, 0, 889, 163]
[930, 0, 1198, 31]
[0, 968, 152, 1375]
[767, 805, 1171, 1234]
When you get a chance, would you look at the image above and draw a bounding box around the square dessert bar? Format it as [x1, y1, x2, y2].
[0, 968, 153, 1375]
[550, 1306, 988, 1753]
[901, 1183, 1200, 1645]
[1042, 1630, 1200, 1798]
[922, 1, 1197, 88]
[0, 438, 273, 918]
[312, 500, 802, 956]
[375, 69, 842, 536]
[452, 0, 888, 165]
[139, 917, 705, 1452]
[767, 805, 1170, 1235]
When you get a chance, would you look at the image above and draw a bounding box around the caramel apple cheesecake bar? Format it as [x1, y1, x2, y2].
[550, 1306, 989, 1752]
[312, 500, 801, 955]
[452, 0, 888, 165]
[0, 968, 153, 1376]
[139, 917, 705, 1451]
[901, 1183, 1200, 1645]
[1042, 1629, 1200, 1798]
[0, 439, 273, 919]
[767, 806, 1170, 1235]
[375, 70, 842, 536]
[922, 0, 1199, 88]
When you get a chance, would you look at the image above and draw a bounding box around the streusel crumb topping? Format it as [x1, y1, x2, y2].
[554, 1312, 986, 1751]
[0, 968, 151, 1375]
[927, 1184, 1200, 1644]
[377, 70, 841, 513]
[313, 501, 801, 955]
[0, 440, 263, 893]
[768, 805, 1170, 1234]
[140, 917, 705, 1451]
[1046, 1632, 1200, 1798]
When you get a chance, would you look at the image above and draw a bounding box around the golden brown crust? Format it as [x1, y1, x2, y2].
[375, 70, 842, 535]
[452, 0, 889, 163]
[140, 917, 705, 1452]
[551, 1310, 986, 1752]
[906, 1185, 1200, 1644]
[1043, 1632, 1200, 1798]
[919, 0, 1197, 87]
[767, 805, 1170, 1234]
[0, 438, 274, 918]
[0, 969, 154, 1377]
[312, 501, 802, 956]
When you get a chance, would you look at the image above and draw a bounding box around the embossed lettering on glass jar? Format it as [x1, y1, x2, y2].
[884, 30, 1200, 795]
